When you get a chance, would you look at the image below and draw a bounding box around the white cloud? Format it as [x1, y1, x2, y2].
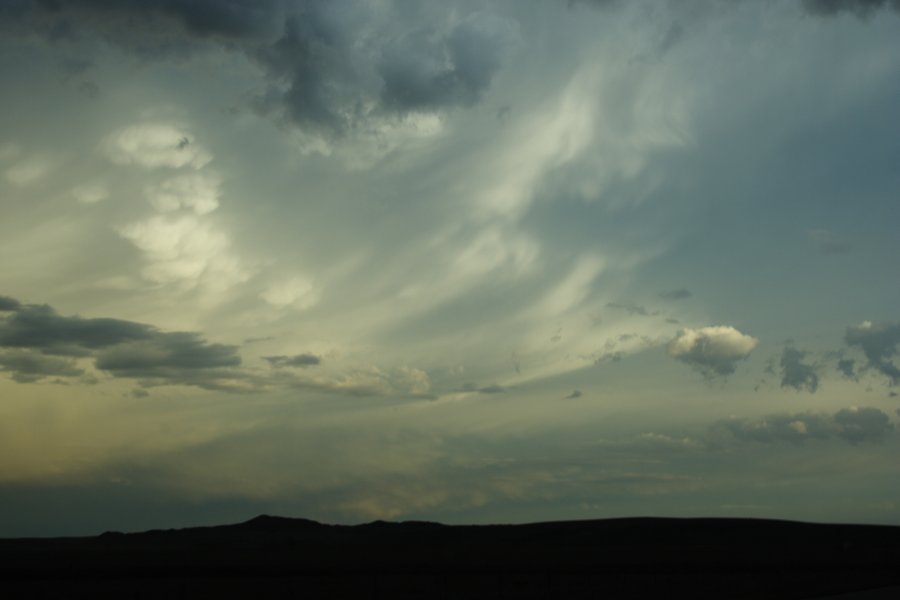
[4, 157, 51, 186]
[71, 181, 110, 205]
[144, 172, 221, 215]
[669, 325, 758, 377]
[103, 124, 212, 170]
[260, 278, 318, 310]
[118, 215, 247, 291]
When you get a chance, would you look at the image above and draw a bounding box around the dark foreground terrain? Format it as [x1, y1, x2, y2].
[1, 516, 899, 599]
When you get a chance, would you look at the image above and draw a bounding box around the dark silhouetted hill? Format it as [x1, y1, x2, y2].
[1, 516, 899, 598]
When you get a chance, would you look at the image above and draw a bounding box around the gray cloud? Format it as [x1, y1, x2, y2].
[837, 358, 857, 379]
[377, 14, 515, 115]
[8, 1, 514, 136]
[668, 326, 758, 378]
[606, 302, 658, 317]
[807, 229, 852, 254]
[477, 383, 505, 394]
[711, 406, 894, 446]
[779, 346, 819, 393]
[564, 389, 582, 399]
[658, 289, 692, 300]
[0, 302, 153, 356]
[0, 350, 83, 383]
[0, 296, 242, 389]
[264, 353, 321, 367]
[94, 332, 240, 375]
[0, 296, 21, 311]
[802, 0, 900, 15]
[833, 406, 895, 444]
[845, 321, 900, 385]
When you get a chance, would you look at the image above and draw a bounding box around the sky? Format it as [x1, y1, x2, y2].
[1, 0, 899, 537]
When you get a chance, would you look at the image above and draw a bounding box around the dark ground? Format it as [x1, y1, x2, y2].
[1, 515, 899, 598]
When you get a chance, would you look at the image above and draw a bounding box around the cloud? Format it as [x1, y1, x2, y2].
[93, 332, 240, 376]
[668, 326, 758, 378]
[0, 302, 153, 356]
[833, 406, 895, 444]
[377, 13, 517, 115]
[658, 289, 692, 300]
[71, 181, 109, 205]
[606, 302, 658, 317]
[779, 346, 819, 393]
[845, 321, 900, 385]
[0, 296, 243, 389]
[104, 124, 212, 169]
[0, 350, 84, 383]
[564, 389, 583, 399]
[118, 215, 247, 291]
[477, 383, 506, 394]
[277, 365, 432, 398]
[802, 0, 900, 16]
[837, 358, 857, 379]
[7, 1, 516, 137]
[259, 278, 318, 310]
[0, 296, 21, 312]
[711, 406, 894, 446]
[144, 172, 221, 215]
[807, 229, 852, 254]
[264, 353, 322, 368]
[4, 156, 52, 186]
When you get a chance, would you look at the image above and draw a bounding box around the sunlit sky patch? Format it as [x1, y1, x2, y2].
[1, 0, 899, 536]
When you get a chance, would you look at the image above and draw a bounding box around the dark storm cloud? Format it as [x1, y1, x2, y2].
[264, 353, 321, 367]
[377, 14, 513, 115]
[20, 0, 284, 41]
[0, 350, 83, 383]
[845, 321, 900, 385]
[802, 0, 900, 15]
[658, 289, 692, 300]
[710, 406, 894, 446]
[0, 296, 242, 389]
[837, 358, 857, 379]
[94, 332, 240, 374]
[779, 346, 819, 393]
[0, 296, 21, 311]
[0, 302, 153, 356]
[6, 0, 513, 135]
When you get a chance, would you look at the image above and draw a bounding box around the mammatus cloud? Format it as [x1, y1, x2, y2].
[845, 321, 900, 385]
[264, 353, 322, 367]
[6, 1, 516, 137]
[710, 406, 894, 446]
[779, 346, 819, 393]
[668, 326, 758, 378]
[104, 124, 212, 169]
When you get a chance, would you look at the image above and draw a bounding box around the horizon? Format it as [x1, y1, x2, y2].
[1, 0, 899, 537]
